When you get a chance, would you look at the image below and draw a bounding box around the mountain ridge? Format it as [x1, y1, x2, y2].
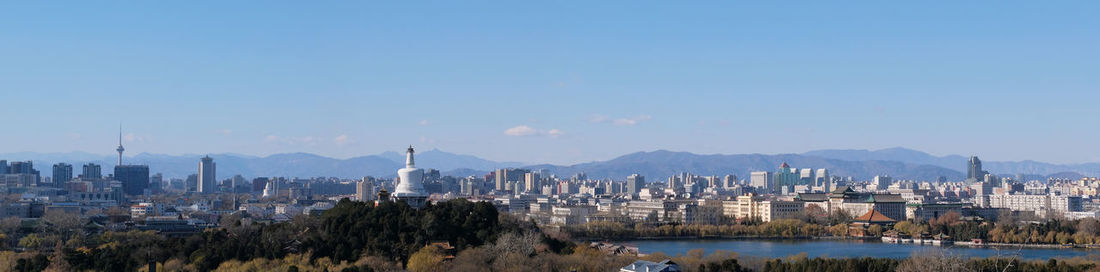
[0, 147, 1092, 181]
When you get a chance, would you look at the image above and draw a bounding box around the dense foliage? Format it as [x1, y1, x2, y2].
[762, 257, 900, 272]
[1, 200, 1099, 271]
[57, 198, 518, 271]
[310, 198, 519, 263]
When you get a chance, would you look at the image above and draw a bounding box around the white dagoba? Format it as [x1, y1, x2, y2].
[393, 145, 428, 208]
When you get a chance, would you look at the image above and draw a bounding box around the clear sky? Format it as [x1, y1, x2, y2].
[1, 1, 1098, 165]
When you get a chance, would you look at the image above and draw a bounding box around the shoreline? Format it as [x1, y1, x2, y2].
[580, 236, 1099, 250]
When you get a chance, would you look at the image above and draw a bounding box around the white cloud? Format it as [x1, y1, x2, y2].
[418, 120, 431, 126]
[547, 129, 564, 137]
[334, 134, 349, 145]
[504, 125, 563, 137]
[219, 129, 233, 136]
[590, 114, 652, 126]
[504, 125, 539, 136]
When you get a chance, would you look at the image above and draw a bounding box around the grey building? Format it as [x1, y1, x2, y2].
[82, 163, 102, 180]
[626, 174, 645, 197]
[198, 156, 216, 194]
[115, 165, 150, 195]
[967, 156, 988, 182]
[52, 163, 72, 188]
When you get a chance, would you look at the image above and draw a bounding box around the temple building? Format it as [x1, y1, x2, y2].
[393, 146, 428, 208]
[796, 186, 907, 221]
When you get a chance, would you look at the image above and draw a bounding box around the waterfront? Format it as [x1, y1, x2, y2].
[626, 239, 1099, 260]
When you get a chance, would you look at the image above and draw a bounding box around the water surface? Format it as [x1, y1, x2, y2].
[624, 239, 1098, 260]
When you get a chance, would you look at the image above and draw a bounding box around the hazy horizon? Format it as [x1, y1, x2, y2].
[0, 146, 1063, 167]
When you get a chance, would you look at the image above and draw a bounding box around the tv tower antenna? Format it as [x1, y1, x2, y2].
[116, 124, 125, 165]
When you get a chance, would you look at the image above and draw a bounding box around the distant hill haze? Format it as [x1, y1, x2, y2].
[0, 147, 1093, 181]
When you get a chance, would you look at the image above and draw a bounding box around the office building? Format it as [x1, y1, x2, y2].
[523, 172, 541, 193]
[82, 163, 102, 180]
[115, 165, 150, 195]
[873, 175, 892, 191]
[149, 173, 163, 194]
[988, 194, 1083, 218]
[750, 171, 771, 191]
[198, 156, 216, 194]
[494, 168, 528, 192]
[186, 174, 198, 192]
[722, 174, 738, 189]
[7, 161, 39, 185]
[626, 174, 645, 197]
[967, 156, 988, 182]
[52, 163, 72, 188]
[357, 177, 375, 201]
[251, 177, 269, 192]
[773, 162, 801, 194]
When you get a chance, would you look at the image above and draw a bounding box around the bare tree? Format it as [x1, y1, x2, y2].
[896, 250, 968, 272]
[42, 210, 82, 237]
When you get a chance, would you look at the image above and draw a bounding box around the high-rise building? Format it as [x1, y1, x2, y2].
[198, 156, 216, 194]
[668, 176, 682, 190]
[494, 168, 528, 192]
[115, 165, 150, 195]
[357, 177, 375, 201]
[523, 172, 541, 193]
[722, 174, 738, 189]
[186, 174, 198, 192]
[815, 169, 829, 186]
[627, 174, 645, 197]
[8, 161, 39, 184]
[799, 168, 815, 186]
[149, 173, 163, 194]
[82, 163, 102, 180]
[251, 177, 269, 192]
[52, 163, 72, 188]
[393, 146, 428, 208]
[967, 156, 987, 182]
[773, 162, 801, 194]
[750, 171, 772, 191]
[873, 175, 892, 191]
[8, 161, 33, 174]
[0, 160, 7, 174]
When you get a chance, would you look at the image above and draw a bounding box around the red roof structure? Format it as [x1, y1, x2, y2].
[853, 208, 896, 223]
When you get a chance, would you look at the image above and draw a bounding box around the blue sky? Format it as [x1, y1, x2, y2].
[1, 1, 1098, 165]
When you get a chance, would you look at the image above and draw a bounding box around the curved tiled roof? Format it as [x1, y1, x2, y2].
[853, 208, 896, 223]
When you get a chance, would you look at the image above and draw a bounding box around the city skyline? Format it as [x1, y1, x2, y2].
[4, 2, 1100, 271]
[3, 2, 1099, 165]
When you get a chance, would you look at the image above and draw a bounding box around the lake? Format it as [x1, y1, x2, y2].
[624, 239, 1099, 260]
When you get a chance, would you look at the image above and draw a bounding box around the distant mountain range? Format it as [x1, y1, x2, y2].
[0, 149, 520, 180]
[0, 147, 1094, 181]
[803, 148, 1100, 178]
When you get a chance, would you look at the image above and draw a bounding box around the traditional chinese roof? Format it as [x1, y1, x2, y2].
[853, 208, 896, 223]
[796, 193, 828, 202]
[830, 186, 854, 196]
[864, 194, 906, 203]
